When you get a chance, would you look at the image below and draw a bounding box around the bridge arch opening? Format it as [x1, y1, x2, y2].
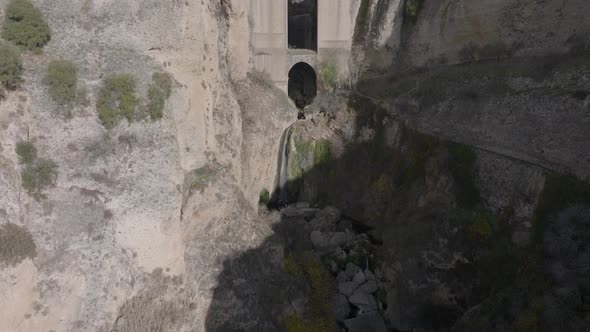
[288, 0, 317, 51]
[288, 62, 317, 109]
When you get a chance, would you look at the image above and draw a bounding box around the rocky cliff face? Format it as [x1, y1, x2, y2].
[0, 0, 291, 331]
[1, 0, 590, 331]
[274, 0, 590, 331]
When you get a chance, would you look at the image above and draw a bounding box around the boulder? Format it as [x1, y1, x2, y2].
[349, 289, 378, 313]
[345, 263, 362, 278]
[329, 232, 346, 247]
[338, 281, 359, 298]
[333, 246, 347, 262]
[330, 260, 338, 273]
[352, 270, 366, 285]
[360, 280, 378, 294]
[336, 271, 348, 283]
[310, 231, 328, 249]
[294, 202, 311, 209]
[332, 294, 350, 322]
[344, 312, 387, 332]
[309, 206, 341, 230]
[282, 206, 318, 218]
[311, 231, 346, 250]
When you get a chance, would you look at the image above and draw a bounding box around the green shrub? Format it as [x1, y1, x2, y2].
[2, 0, 51, 52]
[0, 42, 23, 90]
[15, 141, 36, 164]
[469, 212, 496, 241]
[259, 188, 270, 205]
[146, 72, 173, 120]
[96, 74, 138, 129]
[45, 60, 77, 105]
[0, 223, 36, 265]
[21, 158, 58, 198]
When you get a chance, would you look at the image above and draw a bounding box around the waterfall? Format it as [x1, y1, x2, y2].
[278, 126, 292, 202]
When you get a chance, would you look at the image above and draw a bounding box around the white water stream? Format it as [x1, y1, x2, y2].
[278, 126, 292, 202]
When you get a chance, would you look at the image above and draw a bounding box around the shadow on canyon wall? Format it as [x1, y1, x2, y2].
[205, 2, 590, 331]
[205, 86, 590, 331]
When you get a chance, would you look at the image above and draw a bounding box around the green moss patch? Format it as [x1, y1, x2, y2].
[283, 252, 336, 332]
[284, 252, 302, 276]
[313, 140, 332, 165]
[319, 62, 337, 90]
[404, 0, 424, 22]
[468, 211, 496, 241]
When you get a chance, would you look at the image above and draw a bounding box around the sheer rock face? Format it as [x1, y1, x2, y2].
[353, 0, 590, 72]
[0, 0, 589, 331]
[0, 1, 269, 331]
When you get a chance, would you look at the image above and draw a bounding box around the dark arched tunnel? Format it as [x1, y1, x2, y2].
[288, 62, 317, 109]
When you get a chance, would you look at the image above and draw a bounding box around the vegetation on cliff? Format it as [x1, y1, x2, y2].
[0, 223, 36, 266]
[146, 72, 174, 120]
[2, 0, 50, 52]
[96, 74, 138, 129]
[45, 60, 79, 106]
[0, 42, 22, 94]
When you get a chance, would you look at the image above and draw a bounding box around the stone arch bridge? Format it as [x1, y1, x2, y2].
[249, 0, 355, 107]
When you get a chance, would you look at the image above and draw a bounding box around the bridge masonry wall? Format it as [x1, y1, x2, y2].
[249, 0, 357, 92]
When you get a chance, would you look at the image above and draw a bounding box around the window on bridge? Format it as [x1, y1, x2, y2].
[288, 0, 317, 51]
[288, 62, 317, 109]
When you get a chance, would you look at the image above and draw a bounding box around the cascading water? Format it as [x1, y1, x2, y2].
[278, 126, 292, 202]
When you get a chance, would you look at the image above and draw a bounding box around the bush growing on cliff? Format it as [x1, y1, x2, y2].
[0, 42, 23, 91]
[15, 141, 36, 164]
[469, 212, 496, 241]
[15, 141, 58, 199]
[96, 74, 138, 129]
[45, 60, 78, 105]
[146, 72, 173, 120]
[21, 158, 58, 198]
[258, 188, 270, 205]
[0, 223, 36, 266]
[2, 0, 51, 52]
